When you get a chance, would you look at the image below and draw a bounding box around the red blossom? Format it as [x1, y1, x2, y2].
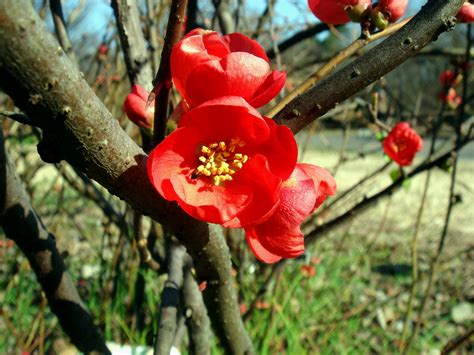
[439, 69, 458, 87]
[245, 163, 336, 263]
[122, 84, 154, 130]
[307, 0, 371, 25]
[438, 87, 462, 109]
[147, 96, 297, 228]
[457, 2, 474, 23]
[383, 122, 423, 166]
[300, 264, 317, 278]
[98, 43, 108, 55]
[171, 29, 286, 109]
[375, 0, 408, 22]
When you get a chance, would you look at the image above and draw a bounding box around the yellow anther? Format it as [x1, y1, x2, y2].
[194, 138, 249, 185]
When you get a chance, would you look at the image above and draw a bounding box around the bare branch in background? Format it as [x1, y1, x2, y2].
[111, 0, 154, 89]
[0, 130, 110, 354]
[212, 0, 235, 34]
[49, 0, 78, 65]
[154, 241, 186, 354]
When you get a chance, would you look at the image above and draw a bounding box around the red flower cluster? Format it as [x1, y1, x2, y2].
[383, 122, 423, 166]
[171, 29, 286, 109]
[457, 2, 474, 23]
[307, 0, 408, 29]
[127, 29, 338, 263]
[438, 69, 462, 109]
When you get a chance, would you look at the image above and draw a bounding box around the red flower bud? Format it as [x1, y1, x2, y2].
[438, 88, 462, 109]
[245, 163, 336, 263]
[376, 0, 408, 22]
[308, 0, 371, 25]
[171, 29, 286, 109]
[439, 69, 458, 87]
[383, 122, 423, 166]
[122, 84, 154, 130]
[98, 44, 108, 55]
[147, 97, 298, 228]
[457, 2, 474, 23]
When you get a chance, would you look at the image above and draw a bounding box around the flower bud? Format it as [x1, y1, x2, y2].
[457, 2, 474, 23]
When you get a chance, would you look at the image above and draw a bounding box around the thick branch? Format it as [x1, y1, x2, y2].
[0, 1, 253, 353]
[274, 0, 465, 133]
[0, 131, 109, 354]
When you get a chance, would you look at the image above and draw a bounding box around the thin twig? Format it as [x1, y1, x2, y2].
[49, 0, 78, 65]
[267, 18, 410, 118]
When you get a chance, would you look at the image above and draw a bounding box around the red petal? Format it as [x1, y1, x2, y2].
[179, 96, 270, 142]
[223, 32, 269, 63]
[122, 86, 153, 129]
[307, 0, 351, 25]
[184, 53, 269, 107]
[298, 163, 337, 210]
[245, 228, 282, 263]
[260, 117, 298, 180]
[224, 154, 282, 228]
[171, 31, 229, 102]
[249, 70, 287, 108]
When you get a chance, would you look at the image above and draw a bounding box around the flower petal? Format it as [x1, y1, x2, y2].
[184, 53, 270, 107]
[245, 227, 283, 263]
[223, 32, 269, 62]
[298, 163, 337, 210]
[248, 70, 287, 108]
[223, 154, 282, 228]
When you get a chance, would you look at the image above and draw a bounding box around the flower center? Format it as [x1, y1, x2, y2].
[195, 138, 249, 186]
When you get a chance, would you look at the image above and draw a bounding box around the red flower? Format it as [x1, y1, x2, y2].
[245, 163, 336, 263]
[147, 96, 297, 228]
[171, 29, 286, 109]
[457, 2, 474, 23]
[439, 69, 458, 87]
[98, 43, 108, 56]
[375, 0, 408, 22]
[301, 264, 317, 278]
[438, 88, 462, 109]
[383, 122, 423, 166]
[307, 0, 371, 25]
[122, 85, 154, 130]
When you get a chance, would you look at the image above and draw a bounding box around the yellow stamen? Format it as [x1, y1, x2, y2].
[193, 137, 249, 186]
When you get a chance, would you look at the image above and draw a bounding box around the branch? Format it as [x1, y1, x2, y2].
[0, 2, 253, 353]
[182, 262, 212, 354]
[111, 0, 154, 88]
[273, 0, 465, 133]
[152, 0, 188, 145]
[0, 130, 110, 354]
[49, 0, 77, 65]
[154, 241, 186, 355]
[266, 23, 333, 60]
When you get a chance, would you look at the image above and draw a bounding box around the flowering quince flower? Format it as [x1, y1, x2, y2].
[383, 122, 423, 167]
[245, 163, 336, 263]
[122, 84, 155, 130]
[438, 87, 462, 109]
[171, 29, 286, 109]
[147, 96, 297, 228]
[457, 2, 474, 23]
[307, 0, 372, 25]
[371, 0, 408, 29]
[439, 69, 458, 87]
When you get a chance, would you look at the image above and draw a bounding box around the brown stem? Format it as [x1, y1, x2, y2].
[152, 0, 188, 146]
[49, 0, 77, 65]
[0, 130, 110, 354]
